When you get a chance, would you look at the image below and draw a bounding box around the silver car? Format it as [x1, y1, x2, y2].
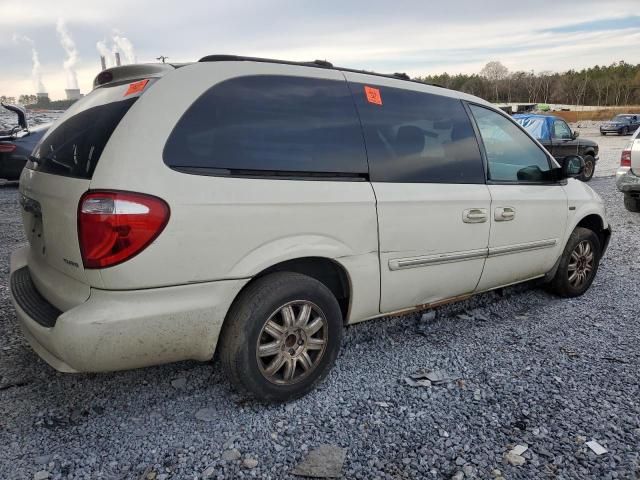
[616, 127, 640, 212]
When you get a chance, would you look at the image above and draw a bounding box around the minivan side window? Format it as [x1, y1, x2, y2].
[163, 75, 368, 177]
[351, 84, 484, 183]
[469, 105, 552, 183]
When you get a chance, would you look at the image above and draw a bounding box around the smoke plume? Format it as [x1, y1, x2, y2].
[56, 18, 79, 89]
[96, 31, 137, 67]
[113, 32, 136, 64]
[12, 34, 47, 93]
[96, 40, 112, 68]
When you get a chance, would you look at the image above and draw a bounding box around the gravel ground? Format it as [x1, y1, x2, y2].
[1, 130, 639, 480]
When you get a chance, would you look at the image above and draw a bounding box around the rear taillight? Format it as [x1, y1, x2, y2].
[621, 150, 631, 167]
[0, 143, 16, 153]
[78, 191, 170, 269]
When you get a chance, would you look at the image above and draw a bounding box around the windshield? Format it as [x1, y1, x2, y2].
[29, 84, 140, 179]
[613, 115, 631, 123]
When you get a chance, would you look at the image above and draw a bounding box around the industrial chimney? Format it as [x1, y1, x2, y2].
[115, 52, 121, 67]
[100, 56, 106, 71]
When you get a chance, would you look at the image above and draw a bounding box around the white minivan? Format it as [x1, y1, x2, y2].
[10, 56, 610, 401]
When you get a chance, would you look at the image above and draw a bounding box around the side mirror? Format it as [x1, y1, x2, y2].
[572, 130, 579, 139]
[563, 155, 584, 179]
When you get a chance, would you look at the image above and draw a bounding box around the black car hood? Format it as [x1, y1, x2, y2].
[579, 138, 598, 148]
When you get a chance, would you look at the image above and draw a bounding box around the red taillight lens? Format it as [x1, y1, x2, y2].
[621, 150, 631, 167]
[0, 143, 16, 153]
[78, 191, 170, 269]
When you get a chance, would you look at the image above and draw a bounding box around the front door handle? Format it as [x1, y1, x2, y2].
[462, 208, 488, 223]
[495, 206, 516, 221]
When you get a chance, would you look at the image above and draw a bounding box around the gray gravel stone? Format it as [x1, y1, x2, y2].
[221, 448, 241, 461]
[243, 457, 258, 469]
[170, 377, 187, 389]
[291, 445, 346, 478]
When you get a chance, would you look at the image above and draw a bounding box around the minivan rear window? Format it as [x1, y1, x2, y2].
[30, 87, 138, 179]
[163, 75, 368, 178]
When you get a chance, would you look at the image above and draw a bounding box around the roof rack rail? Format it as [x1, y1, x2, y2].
[197, 54, 442, 88]
[199, 54, 333, 69]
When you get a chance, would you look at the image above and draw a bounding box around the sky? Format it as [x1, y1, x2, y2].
[1, 0, 639, 100]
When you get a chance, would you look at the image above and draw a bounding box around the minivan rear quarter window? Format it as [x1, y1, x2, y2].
[163, 75, 368, 178]
[351, 84, 485, 183]
[30, 85, 139, 179]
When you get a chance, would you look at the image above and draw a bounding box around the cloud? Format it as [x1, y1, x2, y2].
[1, 1, 639, 99]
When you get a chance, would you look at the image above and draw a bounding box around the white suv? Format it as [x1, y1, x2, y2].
[10, 56, 610, 402]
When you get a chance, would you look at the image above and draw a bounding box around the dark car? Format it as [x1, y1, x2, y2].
[600, 114, 640, 136]
[0, 103, 50, 181]
[513, 114, 599, 181]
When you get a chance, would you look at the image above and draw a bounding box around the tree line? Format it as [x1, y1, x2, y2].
[415, 60, 640, 106]
[3, 60, 640, 109]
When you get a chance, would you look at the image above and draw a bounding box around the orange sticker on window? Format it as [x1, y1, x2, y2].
[364, 86, 382, 105]
[124, 79, 149, 97]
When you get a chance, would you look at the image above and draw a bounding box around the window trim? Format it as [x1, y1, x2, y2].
[171, 166, 369, 181]
[464, 101, 564, 186]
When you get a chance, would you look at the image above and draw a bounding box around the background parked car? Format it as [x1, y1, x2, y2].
[0, 103, 50, 181]
[513, 113, 598, 181]
[600, 114, 640, 136]
[616, 126, 640, 212]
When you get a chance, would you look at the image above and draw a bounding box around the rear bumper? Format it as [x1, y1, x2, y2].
[9, 247, 248, 372]
[616, 167, 640, 193]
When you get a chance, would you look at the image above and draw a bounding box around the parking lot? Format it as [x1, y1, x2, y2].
[0, 126, 638, 479]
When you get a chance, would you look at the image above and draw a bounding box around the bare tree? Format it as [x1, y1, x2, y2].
[480, 61, 509, 102]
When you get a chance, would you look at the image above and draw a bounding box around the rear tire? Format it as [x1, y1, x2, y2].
[218, 272, 343, 402]
[580, 155, 595, 182]
[624, 194, 640, 212]
[548, 227, 600, 298]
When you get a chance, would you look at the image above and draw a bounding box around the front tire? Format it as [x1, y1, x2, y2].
[621, 127, 629, 135]
[580, 155, 595, 182]
[218, 272, 343, 402]
[624, 194, 640, 212]
[548, 227, 601, 297]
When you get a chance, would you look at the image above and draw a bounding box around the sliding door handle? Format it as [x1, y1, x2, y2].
[462, 208, 488, 223]
[495, 206, 516, 221]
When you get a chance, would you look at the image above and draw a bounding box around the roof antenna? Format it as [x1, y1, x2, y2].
[156, 55, 169, 63]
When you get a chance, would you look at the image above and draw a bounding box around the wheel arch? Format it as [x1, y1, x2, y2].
[575, 213, 611, 254]
[229, 256, 353, 323]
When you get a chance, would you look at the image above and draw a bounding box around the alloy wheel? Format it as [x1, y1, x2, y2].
[568, 240, 594, 288]
[583, 159, 594, 179]
[256, 300, 328, 385]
